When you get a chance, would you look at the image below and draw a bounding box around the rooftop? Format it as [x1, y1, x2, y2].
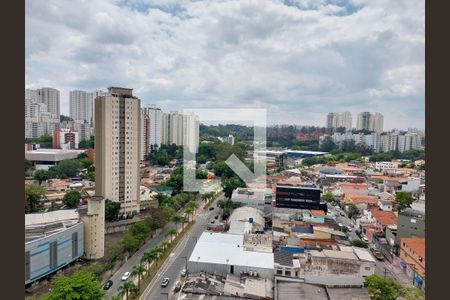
[343, 193, 379, 205]
[401, 237, 425, 257]
[370, 209, 397, 226]
[188, 232, 274, 269]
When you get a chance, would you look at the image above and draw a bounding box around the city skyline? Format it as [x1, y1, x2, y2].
[26, 0, 424, 130]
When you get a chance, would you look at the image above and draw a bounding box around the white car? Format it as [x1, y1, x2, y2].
[121, 272, 131, 281]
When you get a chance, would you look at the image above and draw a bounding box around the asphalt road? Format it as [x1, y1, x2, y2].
[139, 197, 221, 300]
[105, 222, 175, 298]
[327, 203, 359, 241]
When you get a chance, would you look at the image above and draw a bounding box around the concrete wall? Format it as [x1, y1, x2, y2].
[188, 261, 274, 280]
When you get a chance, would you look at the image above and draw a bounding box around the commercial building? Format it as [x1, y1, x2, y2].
[187, 232, 274, 279]
[25, 148, 85, 170]
[25, 210, 84, 285]
[231, 187, 272, 212]
[52, 129, 79, 149]
[399, 237, 425, 289]
[94, 87, 141, 213]
[274, 182, 326, 211]
[387, 208, 425, 252]
[69, 90, 93, 125]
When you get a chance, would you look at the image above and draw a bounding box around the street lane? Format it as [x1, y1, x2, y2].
[139, 197, 222, 300]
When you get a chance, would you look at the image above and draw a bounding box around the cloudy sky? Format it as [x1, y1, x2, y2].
[26, 0, 424, 130]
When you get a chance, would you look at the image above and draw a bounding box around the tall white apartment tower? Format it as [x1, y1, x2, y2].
[168, 111, 184, 145]
[183, 112, 200, 153]
[70, 90, 93, 124]
[141, 105, 163, 158]
[161, 113, 169, 145]
[371, 113, 384, 133]
[95, 87, 141, 214]
[339, 112, 352, 130]
[37, 88, 60, 117]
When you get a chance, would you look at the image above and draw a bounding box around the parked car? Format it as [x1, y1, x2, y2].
[209, 206, 215, 211]
[210, 220, 215, 224]
[121, 272, 131, 281]
[370, 248, 384, 261]
[214, 215, 219, 219]
[103, 280, 113, 290]
[161, 277, 170, 287]
[180, 268, 187, 277]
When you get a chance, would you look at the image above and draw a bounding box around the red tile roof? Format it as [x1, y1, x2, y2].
[343, 193, 379, 205]
[370, 209, 397, 226]
[310, 210, 325, 216]
[401, 237, 425, 258]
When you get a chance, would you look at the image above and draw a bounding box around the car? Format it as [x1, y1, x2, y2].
[210, 220, 215, 224]
[362, 236, 369, 242]
[121, 272, 131, 281]
[347, 227, 352, 232]
[161, 277, 170, 287]
[214, 215, 219, 219]
[338, 223, 343, 228]
[180, 268, 187, 277]
[103, 280, 113, 290]
[209, 206, 215, 211]
[370, 248, 384, 261]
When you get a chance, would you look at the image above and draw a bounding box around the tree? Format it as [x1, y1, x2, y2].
[86, 171, 95, 181]
[347, 203, 359, 219]
[33, 169, 51, 184]
[141, 250, 157, 272]
[222, 176, 246, 198]
[170, 214, 185, 232]
[212, 161, 235, 179]
[55, 159, 82, 178]
[62, 190, 82, 209]
[351, 240, 368, 248]
[105, 199, 121, 221]
[321, 192, 335, 203]
[131, 263, 146, 289]
[144, 207, 169, 230]
[42, 270, 105, 300]
[364, 274, 403, 300]
[122, 233, 141, 254]
[320, 136, 337, 152]
[129, 221, 150, 244]
[25, 160, 34, 172]
[118, 281, 138, 300]
[396, 192, 414, 211]
[166, 228, 178, 242]
[25, 184, 46, 213]
[161, 240, 170, 252]
[78, 158, 93, 169]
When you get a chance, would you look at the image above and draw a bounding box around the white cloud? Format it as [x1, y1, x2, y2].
[25, 0, 424, 129]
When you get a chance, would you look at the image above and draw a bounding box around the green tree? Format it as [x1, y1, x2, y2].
[78, 158, 93, 169]
[131, 263, 146, 289]
[122, 233, 141, 254]
[140, 250, 157, 272]
[166, 228, 178, 242]
[396, 192, 414, 211]
[320, 136, 337, 152]
[42, 270, 105, 300]
[25, 184, 46, 213]
[62, 190, 82, 209]
[212, 161, 235, 179]
[347, 203, 359, 219]
[86, 171, 95, 181]
[129, 221, 150, 244]
[364, 274, 403, 300]
[34, 169, 51, 184]
[161, 240, 170, 252]
[222, 176, 246, 198]
[105, 199, 121, 221]
[25, 160, 34, 172]
[55, 159, 82, 178]
[351, 240, 368, 248]
[170, 214, 185, 232]
[118, 281, 138, 300]
[144, 207, 169, 230]
[322, 192, 335, 203]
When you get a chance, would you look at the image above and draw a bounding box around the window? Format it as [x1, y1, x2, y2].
[285, 270, 291, 276]
[276, 269, 283, 275]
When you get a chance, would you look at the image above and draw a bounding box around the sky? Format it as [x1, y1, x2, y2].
[25, 0, 425, 130]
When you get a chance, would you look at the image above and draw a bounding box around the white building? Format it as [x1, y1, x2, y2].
[70, 90, 93, 125]
[141, 105, 163, 159]
[231, 188, 272, 212]
[183, 112, 200, 153]
[95, 87, 141, 213]
[36, 88, 60, 117]
[375, 161, 399, 170]
[187, 232, 274, 279]
[326, 112, 352, 130]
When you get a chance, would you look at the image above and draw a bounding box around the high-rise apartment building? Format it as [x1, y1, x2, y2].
[37, 88, 60, 117]
[95, 87, 141, 214]
[356, 112, 372, 131]
[183, 112, 200, 153]
[80, 196, 105, 260]
[70, 90, 93, 125]
[168, 111, 184, 145]
[356, 112, 383, 132]
[140, 105, 163, 159]
[326, 112, 352, 130]
[53, 129, 79, 149]
[25, 89, 59, 139]
[90, 90, 108, 127]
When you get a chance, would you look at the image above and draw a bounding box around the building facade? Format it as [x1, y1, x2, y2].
[94, 87, 141, 213]
[70, 90, 93, 125]
[80, 196, 105, 260]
